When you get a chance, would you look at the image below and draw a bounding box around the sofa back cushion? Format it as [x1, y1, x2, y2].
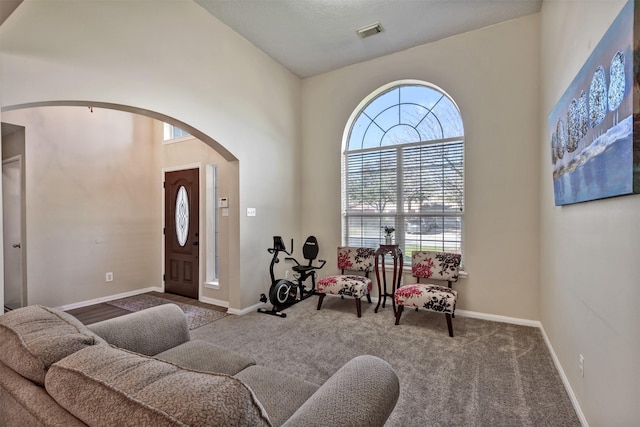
[88, 303, 190, 356]
[45, 345, 272, 427]
[0, 305, 106, 385]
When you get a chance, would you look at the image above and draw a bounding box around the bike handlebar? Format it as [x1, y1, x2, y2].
[284, 257, 326, 270]
[269, 247, 291, 256]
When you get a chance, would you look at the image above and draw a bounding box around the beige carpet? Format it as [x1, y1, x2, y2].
[106, 294, 226, 329]
[190, 296, 580, 427]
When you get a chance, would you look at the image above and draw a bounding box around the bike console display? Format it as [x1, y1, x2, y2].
[273, 236, 286, 251]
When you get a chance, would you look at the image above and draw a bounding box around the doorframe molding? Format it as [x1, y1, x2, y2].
[161, 163, 202, 300]
[2, 154, 27, 309]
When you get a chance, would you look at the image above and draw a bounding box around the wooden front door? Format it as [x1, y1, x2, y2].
[165, 168, 199, 299]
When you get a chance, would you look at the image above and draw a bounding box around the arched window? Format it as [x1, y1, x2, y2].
[342, 81, 464, 261]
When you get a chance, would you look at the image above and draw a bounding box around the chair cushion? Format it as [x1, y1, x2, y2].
[45, 345, 272, 427]
[317, 275, 372, 298]
[0, 305, 106, 385]
[394, 284, 458, 314]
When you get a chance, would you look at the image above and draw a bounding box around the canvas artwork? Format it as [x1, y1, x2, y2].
[549, 0, 640, 206]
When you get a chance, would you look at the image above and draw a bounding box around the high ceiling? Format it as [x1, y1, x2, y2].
[195, 0, 542, 78]
[1, 0, 543, 79]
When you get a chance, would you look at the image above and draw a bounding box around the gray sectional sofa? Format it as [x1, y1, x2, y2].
[0, 303, 400, 426]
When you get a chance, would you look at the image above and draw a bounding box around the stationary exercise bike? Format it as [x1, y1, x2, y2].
[258, 235, 326, 317]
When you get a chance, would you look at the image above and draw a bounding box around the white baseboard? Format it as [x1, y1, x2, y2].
[199, 295, 229, 308]
[454, 309, 541, 328]
[539, 325, 588, 426]
[455, 308, 587, 426]
[227, 301, 268, 316]
[55, 287, 163, 311]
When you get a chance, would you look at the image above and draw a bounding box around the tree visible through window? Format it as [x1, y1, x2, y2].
[342, 82, 464, 263]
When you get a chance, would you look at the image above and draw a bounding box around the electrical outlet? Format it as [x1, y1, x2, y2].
[106, 272, 113, 282]
[578, 354, 584, 378]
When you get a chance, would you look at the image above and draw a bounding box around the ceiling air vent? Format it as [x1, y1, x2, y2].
[356, 22, 384, 39]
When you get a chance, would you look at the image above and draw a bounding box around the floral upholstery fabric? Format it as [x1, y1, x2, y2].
[336, 247, 376, 272]
[394, 284, 458, 314]
[317, 275, 373, 298]
[411, 251, 461, 282]
[395, 251, 461, 316]
[317, 247, 376, 298]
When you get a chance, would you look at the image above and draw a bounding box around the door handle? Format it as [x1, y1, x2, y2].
[193, 241, 199, 246]
[12, 243, 21, 248]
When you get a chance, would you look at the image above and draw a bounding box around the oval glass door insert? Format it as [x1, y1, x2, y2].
[175, 186, 189, 246]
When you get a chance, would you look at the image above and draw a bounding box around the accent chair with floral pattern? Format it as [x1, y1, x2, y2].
[316, 246, 376, 317]
[393, 251, 462, 336]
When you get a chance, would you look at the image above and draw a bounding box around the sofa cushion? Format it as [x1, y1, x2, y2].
[46, 345, 272, 427]
[155, 339, 256, 375]
[88, 303, 190, 356]
[0, 305, 106, 386]
[0, 360, 87, 427]
[235, 365, 319, 426]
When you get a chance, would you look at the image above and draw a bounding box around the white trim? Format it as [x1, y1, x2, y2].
[162, 135, 193, 145]
[440, 307, 587, 424]
[227, 301, 267, 316]
[204, 281, 220, 290]
[2, 155, 22, 166]
[454, 309, 541, 328]
[539, 325, 588, 427]
[199, 295, 228, 308]
[55, 286, 163, 311]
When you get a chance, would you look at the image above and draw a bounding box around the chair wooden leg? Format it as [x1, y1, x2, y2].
[355, 298, 362, 317]
[394, 305, 404, 325]
[317, 293, 325, 311]
[366, 293, 372, 304]
[445, 313, 454, 337]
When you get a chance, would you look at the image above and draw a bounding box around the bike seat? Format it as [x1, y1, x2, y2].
[292, 264, 317, 273]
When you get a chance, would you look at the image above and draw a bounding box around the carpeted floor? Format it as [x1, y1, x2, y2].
[191, 296, 580, 427]
[106, 294, 227, 329]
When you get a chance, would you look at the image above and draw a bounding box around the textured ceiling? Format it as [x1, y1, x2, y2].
[195, 0, 542, 78]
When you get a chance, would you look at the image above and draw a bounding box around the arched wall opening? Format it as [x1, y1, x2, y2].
[1, 101, 241, 310]
[4, 101, 238, 162]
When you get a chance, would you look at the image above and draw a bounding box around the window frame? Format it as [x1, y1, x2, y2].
[341, 80, 465, 266]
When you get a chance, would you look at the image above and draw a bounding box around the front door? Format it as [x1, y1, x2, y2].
[164, 168, 199, 299]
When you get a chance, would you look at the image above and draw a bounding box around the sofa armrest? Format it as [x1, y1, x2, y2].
[87, 304, 190, 356]
[282, 355, 399, 427]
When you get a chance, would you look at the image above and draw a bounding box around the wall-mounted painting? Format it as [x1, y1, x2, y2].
[549, 0, 640, 206]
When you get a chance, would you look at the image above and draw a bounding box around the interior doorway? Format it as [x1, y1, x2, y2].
[2, 155, 25, 311]
[164, 168, 200, 299]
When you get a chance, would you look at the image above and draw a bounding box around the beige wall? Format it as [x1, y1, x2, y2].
[0, 0, 302, 311]
[2, 107, 160, 307]
[302, 15, 541, 320]
[540, 0, 640, 424]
